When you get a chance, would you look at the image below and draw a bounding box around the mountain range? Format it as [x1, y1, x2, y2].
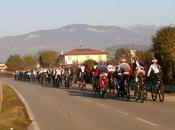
[0, 24, 161, 61]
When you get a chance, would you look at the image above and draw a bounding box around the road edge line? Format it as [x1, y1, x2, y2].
[5, 82, 40, 130]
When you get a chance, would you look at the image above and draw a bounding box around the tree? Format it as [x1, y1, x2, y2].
[115, 48, 132, 64]
[6, 54, 24, 71]
[135, 50, 153, 69]
[83, 59, 97, 83]
[152, 26, 175, 82]
[83, 59, 97, 71]
[39, 50, 58, 67]
[23, 55, 37, 69]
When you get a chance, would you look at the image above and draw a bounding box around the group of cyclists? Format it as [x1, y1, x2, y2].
[13, 57, 164, 103]
[89, 57, 164, 102]
[14, 66, 74, 88]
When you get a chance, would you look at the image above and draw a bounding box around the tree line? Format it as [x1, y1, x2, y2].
[6, 50, 58, 71]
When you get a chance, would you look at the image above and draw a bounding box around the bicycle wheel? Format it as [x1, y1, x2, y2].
[100, 88, 106, 98]
[82, 81, 86, 90]
[151, 86, 157, 101]
[124, 81, 130, 101]
[127, 87, 130, 101]
[115, 85, 120, 98]
[78, 81, 81, 88]
[139, 88, 145, 103]
[143, 86, 147, 100]
[158, 84, 165, 102]
[134, 85, 139, 102]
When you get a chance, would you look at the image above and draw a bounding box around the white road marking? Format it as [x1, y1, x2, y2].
[82, 99, 93, 103]
[135, 117, 160, 127]
[114, 109, 129, 116]
[96, 103, 108, 108]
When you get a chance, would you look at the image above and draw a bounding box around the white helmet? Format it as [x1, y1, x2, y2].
[93, 65, 97, 69]
[122, 58, 126, 62]
[152, 59, 157, 63]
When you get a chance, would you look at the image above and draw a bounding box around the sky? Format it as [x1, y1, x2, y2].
[0, 0, 175, 37]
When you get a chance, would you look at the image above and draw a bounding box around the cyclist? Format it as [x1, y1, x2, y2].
[92, 64, 99, 91]
[77, 64, 86, 86]
[92, 65, 99, 84]
[107, 63, 115, 92]
[147, 58, 162, 86]
[117, 58, 130, 73]
[98, 62, 108, 77]
[135, 58, 145, 83]
[117, 58, 130, 94]
[98, 62, 108, 88]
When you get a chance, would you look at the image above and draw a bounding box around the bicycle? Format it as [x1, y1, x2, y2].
[78, 78, 86, 90]
[122, 72, 131, 101]
[151, 76, 165, 102]
[134, 73, 147, 103]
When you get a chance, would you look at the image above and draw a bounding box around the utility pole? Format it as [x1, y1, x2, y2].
[79, 40, 82, 48]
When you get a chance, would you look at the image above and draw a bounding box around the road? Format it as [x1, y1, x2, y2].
[1, 78, 175, 130]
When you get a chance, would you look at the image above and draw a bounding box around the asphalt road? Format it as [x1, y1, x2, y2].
[1, 78, 175, 130]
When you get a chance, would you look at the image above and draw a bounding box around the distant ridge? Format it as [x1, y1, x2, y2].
[0, 24, 160, 61]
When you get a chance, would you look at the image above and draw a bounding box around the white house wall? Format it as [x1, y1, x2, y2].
[65, 54, 107, 64]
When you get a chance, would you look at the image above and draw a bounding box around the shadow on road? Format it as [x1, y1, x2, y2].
[65, 84, 164, 103]
[66, 88, 149, 103]
[3, 78, 171, 103]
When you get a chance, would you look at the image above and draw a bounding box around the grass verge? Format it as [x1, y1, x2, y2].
[0, 84, 31, 130]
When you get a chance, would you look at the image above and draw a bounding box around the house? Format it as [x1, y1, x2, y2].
[64, 48, 108, 64]
[0, 63, 7, 72]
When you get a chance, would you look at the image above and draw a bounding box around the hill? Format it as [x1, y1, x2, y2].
[0, 24, 160, 61]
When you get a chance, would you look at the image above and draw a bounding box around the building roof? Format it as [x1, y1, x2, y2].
[64, 48, 108, 55]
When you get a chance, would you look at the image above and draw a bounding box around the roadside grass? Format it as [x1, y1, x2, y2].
[0, 84, 31, 130]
